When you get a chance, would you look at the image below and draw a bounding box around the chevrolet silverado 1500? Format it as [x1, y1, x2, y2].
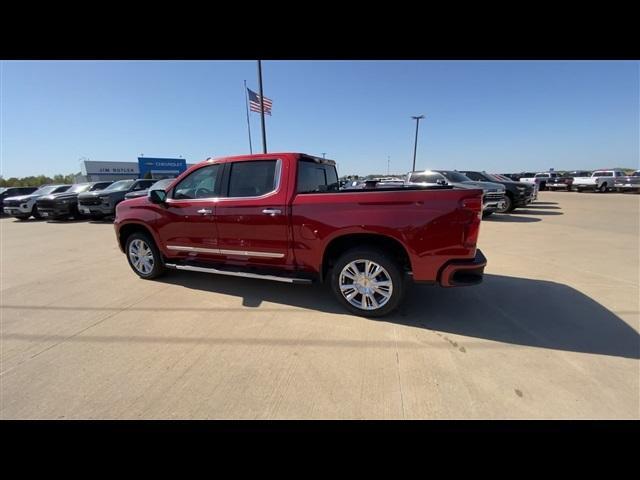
[114, 153, 487, 317]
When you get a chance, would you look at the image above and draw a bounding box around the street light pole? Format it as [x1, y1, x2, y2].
[411, 115, 425, 172]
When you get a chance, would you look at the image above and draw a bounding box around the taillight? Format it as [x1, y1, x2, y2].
[460, 195, 482, 248]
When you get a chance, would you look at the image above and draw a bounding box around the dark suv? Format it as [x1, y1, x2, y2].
[458, 171, 535, 213]
[78, 179, 156, 220]
[36, 181, 113, 220]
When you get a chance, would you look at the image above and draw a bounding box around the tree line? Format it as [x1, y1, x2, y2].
[0, 173, 80, 188]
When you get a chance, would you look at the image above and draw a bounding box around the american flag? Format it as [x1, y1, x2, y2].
[247, 88, 272, 115]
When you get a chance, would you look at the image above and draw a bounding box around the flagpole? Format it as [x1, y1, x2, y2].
[243, 80, 253, 154]
[257, 60, 267, 154]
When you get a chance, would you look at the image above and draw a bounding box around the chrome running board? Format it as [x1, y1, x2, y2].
[164, 263, 313, 284]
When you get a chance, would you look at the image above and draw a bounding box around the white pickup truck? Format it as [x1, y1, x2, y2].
[573, 169, 626, 193]
[514, 172, 540, 198]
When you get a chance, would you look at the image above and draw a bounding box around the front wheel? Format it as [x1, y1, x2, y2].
[330, 247, 405, 317]
[496, 194, 514, 213]
[125, 233, 166, 279]
[598, 183, 608, 193]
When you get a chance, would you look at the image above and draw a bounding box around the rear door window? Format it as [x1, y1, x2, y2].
[226, 160, 278, 197]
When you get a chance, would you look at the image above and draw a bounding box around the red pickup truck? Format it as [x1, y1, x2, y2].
[114, 153, 487, 316]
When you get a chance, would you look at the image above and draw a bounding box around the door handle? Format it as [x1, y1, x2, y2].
[197, 208, 213, 215]
[262, 208, 282, 216]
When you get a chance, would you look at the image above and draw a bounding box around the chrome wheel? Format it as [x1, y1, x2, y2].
[339, 259, 393, 311]
[128, 239, 155, 275]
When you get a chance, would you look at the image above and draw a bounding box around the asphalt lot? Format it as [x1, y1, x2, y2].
[1, 191, 638, 419]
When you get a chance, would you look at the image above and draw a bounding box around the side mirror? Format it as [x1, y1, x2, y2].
[148, 189, 167, 204]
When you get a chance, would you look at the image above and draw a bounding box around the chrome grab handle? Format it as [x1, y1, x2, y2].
[262, 208, 282, 216]
[197, 208, 213, 215]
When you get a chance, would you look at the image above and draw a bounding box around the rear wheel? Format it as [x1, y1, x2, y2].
[31, 205, 40, 219]
[330, 247, 405, 317]
[598, 183, 608, 193]
[125, 233, 166, 279]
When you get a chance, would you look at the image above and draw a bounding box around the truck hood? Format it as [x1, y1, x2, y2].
[39, 191, 80, 202]
[3, 193, 42, 202]
[460, 181, 505, 193]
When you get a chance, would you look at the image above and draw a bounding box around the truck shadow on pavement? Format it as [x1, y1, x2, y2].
[156, 271, 639, 359]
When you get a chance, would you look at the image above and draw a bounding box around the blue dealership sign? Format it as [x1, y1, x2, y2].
[137, 157, 187, 179]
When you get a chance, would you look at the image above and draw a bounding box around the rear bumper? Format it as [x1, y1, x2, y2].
[614, 184, 640, 191]
[439, 249, 487, 288]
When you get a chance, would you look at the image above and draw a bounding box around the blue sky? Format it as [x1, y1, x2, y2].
[1, 60, 638, 178]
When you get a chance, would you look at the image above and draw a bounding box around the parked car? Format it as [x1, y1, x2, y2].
[614, 170, 640, 193]
[123, 178, 176, 200]
[573, 169, 626, 192]
[405, 170, 505, 217]
[3, 184, 72, 220]
[78, 178, 156, 220]
[36, 181, 113, 220]
[1, 186, 38, 215]
[114, 153, 487, 317]
[517, 172, 544, 192]
[546, 171, 592, 191]
[458, 171, 535, 213]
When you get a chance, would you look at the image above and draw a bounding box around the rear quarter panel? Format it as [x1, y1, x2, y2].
[291, 188, 482, 281]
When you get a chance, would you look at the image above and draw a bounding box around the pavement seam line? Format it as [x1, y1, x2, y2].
[0, 284, 173, 377]
[393, 325, 406, 419]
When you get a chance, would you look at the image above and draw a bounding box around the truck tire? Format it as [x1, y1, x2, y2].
[598, 183, 607, 193]
[125, 232, 166, 280]
[330, 247, 405, 317]
[31, 205, 40, 219]
[496, 193, 514, 213]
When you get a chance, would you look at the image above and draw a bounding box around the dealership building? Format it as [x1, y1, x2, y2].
[78, 157, 195, 182]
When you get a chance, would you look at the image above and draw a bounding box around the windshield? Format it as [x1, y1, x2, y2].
[34, 185, 59, 195]
[486, 173, 509, 182]
[103, 179, 135, 191]
[408, 172, 444, 184]
[435, 170, 473, 183]
[593, 171, 613, 177]
[68, 183, 92, 193]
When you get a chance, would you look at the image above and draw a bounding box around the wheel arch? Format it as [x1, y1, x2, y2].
[117, 222, 160, 254]
[320, 233, 412, 283]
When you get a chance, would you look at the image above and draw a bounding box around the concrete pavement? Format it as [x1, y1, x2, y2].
[1, 191, 638, 419]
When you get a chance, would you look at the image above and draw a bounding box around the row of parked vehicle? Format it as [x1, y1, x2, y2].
[0, 178, 170, 221]
[502, 169, 640, 193]
[343, 169, 539, 217]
